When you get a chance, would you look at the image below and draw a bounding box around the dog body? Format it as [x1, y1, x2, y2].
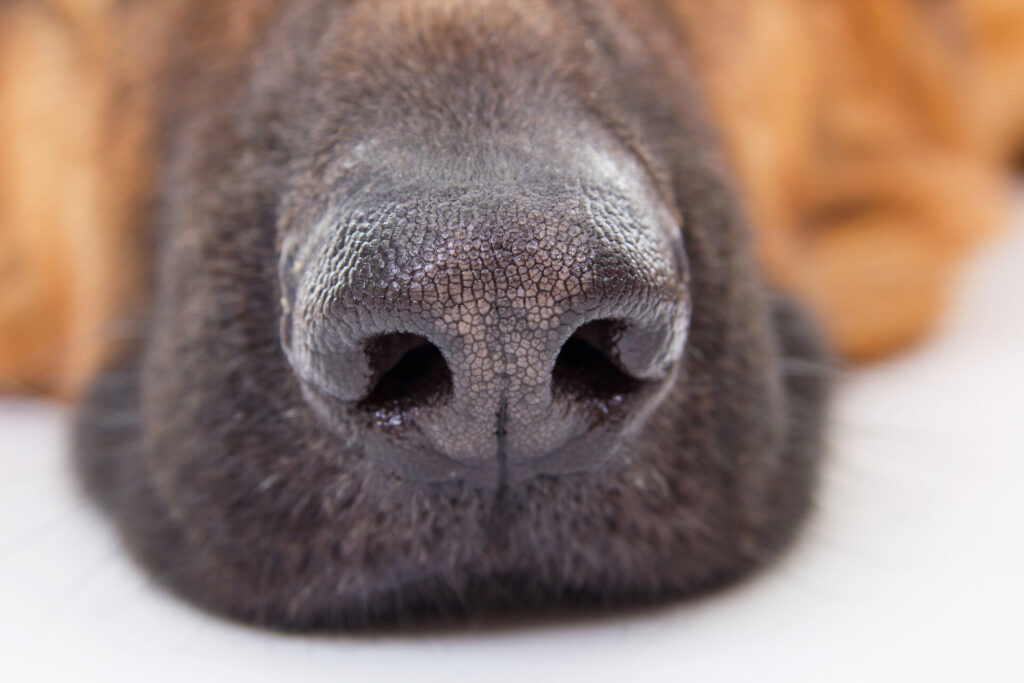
[0, 0, 1021, 629]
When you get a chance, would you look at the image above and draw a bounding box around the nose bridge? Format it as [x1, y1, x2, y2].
[428, 248, 509, 422]
[399, 214, 561, 464]
[417, 216, 582, 420]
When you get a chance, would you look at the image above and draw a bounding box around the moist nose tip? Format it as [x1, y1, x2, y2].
[286, 303, 686, 478]
[285, 295, 686, 481]
[282, 194, 688, 479]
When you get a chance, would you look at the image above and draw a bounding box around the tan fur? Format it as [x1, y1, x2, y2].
[1, 0, 1022, 396]
[676, 0, 1020, 358]
[0, 0, 157, 396]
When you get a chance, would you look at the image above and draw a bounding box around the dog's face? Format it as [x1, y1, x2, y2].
[76, 0, 829, 629]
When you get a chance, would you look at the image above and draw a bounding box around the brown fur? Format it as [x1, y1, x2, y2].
[677, 0, 1021, 358]
[0, 0, 1022, 395]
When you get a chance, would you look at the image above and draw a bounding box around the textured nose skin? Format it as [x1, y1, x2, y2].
[282, 175, 689, 483]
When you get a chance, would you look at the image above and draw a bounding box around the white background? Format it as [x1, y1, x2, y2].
[1, 195, 1021, 683]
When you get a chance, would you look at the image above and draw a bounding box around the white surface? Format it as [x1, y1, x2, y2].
[2, 200, 1022, 683]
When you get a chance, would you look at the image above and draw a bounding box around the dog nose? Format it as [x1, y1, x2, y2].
[282, 187, 689, 484]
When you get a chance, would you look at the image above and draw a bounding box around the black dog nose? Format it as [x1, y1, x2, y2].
[282, 182, 689, 483]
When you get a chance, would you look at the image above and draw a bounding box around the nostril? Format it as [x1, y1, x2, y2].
[553, 320, 641, 399]
[359, 333, 452, 411]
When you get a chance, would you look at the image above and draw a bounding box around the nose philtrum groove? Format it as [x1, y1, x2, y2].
[495, 393, 509, 483]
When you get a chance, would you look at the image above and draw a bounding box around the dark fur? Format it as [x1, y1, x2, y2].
[75, 0, 830, 630]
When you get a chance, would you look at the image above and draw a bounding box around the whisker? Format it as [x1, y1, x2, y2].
[44, 547, 121, 623]
[1, 313, 148, 391]
[780, 361, 842, 379]
[74, 407, 141, 429]
[0, 498, 92, 562]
